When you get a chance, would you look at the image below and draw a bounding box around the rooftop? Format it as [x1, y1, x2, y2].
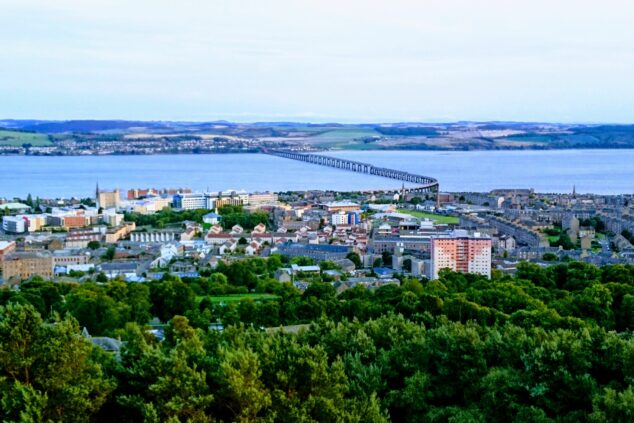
[0, 202, 30, 210]
[0, 240, 16, 250]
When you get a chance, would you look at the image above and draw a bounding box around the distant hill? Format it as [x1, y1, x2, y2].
[3, 119, 634, 151]
[20, 120, 170, 133]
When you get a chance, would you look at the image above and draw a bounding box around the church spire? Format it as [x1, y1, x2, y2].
[95, 182, 100, 209]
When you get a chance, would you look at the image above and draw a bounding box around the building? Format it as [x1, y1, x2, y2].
[101, 210, 124, 227]
[1, 214, 47, 233]
[202, 212, 221, 225]
[486, 215, 548, 247]
[130, 231, 178, 243]
[65, 229, 103, 249]
[372, 235, 432, 255]
[127, 188, 159, 199]
[0, 240, 17, 262]
[331, 210, 360, 226]
[96, 185, 121, 209]
[105, 222, 136, 243]
[248, 192, 278, 205]
[430, 231, 492, 279]
[125, 197, 172, 214]
[276, 243, 350, 262]
[173, 193, 208, 210]
[62, 215, 90, 229]
[0, 202, 31, 214]
[174, 190, 249, 211]
[2, 216, 27, 233]
[2, 251, 54, 282]
[322, 201, 361, 213]
[52, 252, 89, 266]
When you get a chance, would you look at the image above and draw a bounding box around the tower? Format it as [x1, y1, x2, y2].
[95, 182, 100, 209]
[572, 185, 577, 199]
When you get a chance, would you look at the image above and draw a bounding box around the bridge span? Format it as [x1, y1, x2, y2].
[263, 149, 439, 193]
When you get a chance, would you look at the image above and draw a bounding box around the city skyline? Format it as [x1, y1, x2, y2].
[2, 0, 634, 123]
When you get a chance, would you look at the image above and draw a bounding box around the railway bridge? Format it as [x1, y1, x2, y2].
[262, 149, 439, 194]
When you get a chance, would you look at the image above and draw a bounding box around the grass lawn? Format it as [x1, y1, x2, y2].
[0, 130, 52, 146]
[397, 209, 459, 225]
[197, 293, 280, 304]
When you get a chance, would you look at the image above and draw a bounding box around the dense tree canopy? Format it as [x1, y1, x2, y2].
[1, 259, 634, 421]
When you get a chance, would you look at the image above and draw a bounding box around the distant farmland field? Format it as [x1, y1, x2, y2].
[0, 130, 52, 146]
[307, 127, 381, 148]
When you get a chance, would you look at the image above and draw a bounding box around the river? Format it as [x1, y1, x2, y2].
[1, 149, 632, 198]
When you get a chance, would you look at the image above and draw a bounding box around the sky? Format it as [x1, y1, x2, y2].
[1, 0, 634, 123]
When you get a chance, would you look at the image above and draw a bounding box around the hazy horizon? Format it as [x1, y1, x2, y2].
[2, 0, 634, 123]
[3, 118, 634, 126]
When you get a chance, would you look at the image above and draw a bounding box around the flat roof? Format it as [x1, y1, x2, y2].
[0, 202, 30, 210]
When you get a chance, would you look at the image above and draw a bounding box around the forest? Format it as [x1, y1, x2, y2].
[1, 259, 633, 422]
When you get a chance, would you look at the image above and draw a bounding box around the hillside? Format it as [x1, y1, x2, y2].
[3, 120, 634, 153]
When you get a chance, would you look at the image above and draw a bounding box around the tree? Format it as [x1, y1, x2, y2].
[0, 303, 114, 422]
[381, 251, 393, 267]
[542, 252, 558, 261]
[65, 283, 131, 335]
[88, 240, 101, 250]
[103, 246, 116, 261]
[115, 319, 213, 422]
[346, 252, 362, 269]
[149, 279, 196, 322]
[218, 346, 271, 421]
[402, 258, 412, 272]
[266, 254, 284, 272]
[556, 232, 575, 250]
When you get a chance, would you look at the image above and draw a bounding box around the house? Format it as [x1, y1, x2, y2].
[82, 327, 122, 354]
[252, 223, 266, 234]
[323, 270, 342, 280]
[496, 234, 517, 252]
[150, 243, 180, 268]
[373, 267, 395, 279]
[205, 232, 235, 245]
[274, 269, 292, 283]
[99, 261, 143, 279]
[170, 261, 197, 273]
[202, 212, 221, 225]
[245, 240, 261, 256]
[219, 241, 237, 255]
[291, 264, 321, 274]
[230, 224, 244, 235]
[334, 258, 356, 273]
[208, 224, 224, 235]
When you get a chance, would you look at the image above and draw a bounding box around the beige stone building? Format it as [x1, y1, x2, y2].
[105, 222, 136, 243]
[2, 251, 54, 282]
[97, 185, 121, 209]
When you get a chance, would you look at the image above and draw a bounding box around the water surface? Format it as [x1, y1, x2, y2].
[1, 149, 632, 198]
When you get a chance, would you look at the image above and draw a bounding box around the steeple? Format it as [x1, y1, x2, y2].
[572, 184, 576, 198]
[95, 182, 100, 209]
